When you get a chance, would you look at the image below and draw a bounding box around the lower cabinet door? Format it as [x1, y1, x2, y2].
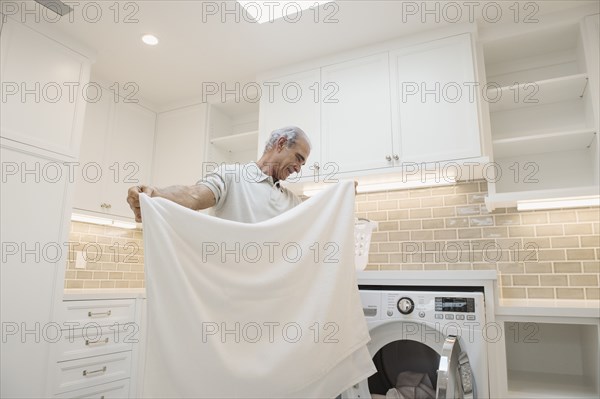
[53, 352, 132, 394]
[54, 379, 130, 399]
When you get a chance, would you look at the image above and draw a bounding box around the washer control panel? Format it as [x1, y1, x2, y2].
[435, 297, 475, 313]
[360, 290, 485, 325]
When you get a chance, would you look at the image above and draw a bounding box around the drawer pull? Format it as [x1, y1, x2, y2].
[82, 366, 107, 376]
[88, 310, 112, 318]
[85, 338, 109, 346]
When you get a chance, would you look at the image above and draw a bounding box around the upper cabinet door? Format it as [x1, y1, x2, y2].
[259, 68, 321, 181]
[152, 104, 208, 188]
[104, 101, 156, 218]
[0, 18, 90, 158]
[321, 53, 395, 173]
[390, 34, 481, 163]
[72, 90, 112, 214]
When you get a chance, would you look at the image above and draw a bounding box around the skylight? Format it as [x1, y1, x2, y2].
[236, 1, 334, 24]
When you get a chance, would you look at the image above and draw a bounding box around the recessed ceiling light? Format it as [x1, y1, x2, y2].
[142, 34, 159, 46]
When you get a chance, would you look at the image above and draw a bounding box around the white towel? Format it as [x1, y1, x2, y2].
[139, 180, 376, 398]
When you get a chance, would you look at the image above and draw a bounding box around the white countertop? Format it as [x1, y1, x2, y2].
[497, 298, 600, 318]
[62, 274, 599, 319]
[356, 270, 498, 285]
[63, 288, 146, 301]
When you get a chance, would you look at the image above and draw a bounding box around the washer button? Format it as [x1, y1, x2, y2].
[387, 310, 393, 317]
[418, 311, 425, 318]
[467, 315, 476, 320]
[445, 314, 454, 320]
[435, 314, 443, 319]
[456, 314, 465, 320]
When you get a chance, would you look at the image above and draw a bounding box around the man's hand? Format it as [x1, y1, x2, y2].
[127, 185, 156, 222]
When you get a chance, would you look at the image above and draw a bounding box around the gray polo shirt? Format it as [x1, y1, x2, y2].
[197, 162, 301, 223]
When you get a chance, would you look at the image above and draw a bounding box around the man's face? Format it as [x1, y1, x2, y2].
[272, 137, 310, 181]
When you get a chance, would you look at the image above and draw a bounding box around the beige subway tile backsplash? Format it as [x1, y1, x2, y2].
[65, 221, 145, 289]
[526, 288, 554, 299]
[556, 288, 585, 299]
[64, 181, 599, 300]
[359, 180, 599, 300]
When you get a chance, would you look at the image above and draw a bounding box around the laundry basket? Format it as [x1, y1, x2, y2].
[354, 218, 378, 271]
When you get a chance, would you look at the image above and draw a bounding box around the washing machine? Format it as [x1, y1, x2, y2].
[342, 285, 489, 399]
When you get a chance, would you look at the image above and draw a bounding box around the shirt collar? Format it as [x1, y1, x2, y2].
[247, 162, 285, 192]
[247, 162, 273, 184]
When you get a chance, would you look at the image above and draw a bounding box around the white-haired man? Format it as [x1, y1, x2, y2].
[127, 126, 311, 223]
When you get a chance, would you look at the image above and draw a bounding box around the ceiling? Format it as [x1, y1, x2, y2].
[21, 0, 598, 111]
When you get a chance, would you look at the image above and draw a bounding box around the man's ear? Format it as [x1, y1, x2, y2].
[277, 137, 288, 151]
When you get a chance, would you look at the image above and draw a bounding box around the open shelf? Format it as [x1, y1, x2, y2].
[507, 370, 599, 399]
[489, 98, 589, 139]
[206, 101, 259, 164]
[493, 146, 597, 194]
[209, 130, 258, 153]
[484, 23, 584, 87]
[493, 129, 596, 158]
[487, 73, 588, 112]
[504, 321, 599, 399]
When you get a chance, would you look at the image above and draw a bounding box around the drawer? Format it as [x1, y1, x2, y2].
[54, 378, 130, 398]
[56, 325, 136, 362]
[53, 352, 132, 394]
[59, 299, 136, 328]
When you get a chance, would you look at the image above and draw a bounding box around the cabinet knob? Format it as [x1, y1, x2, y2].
[393, 154, 399, 161]
[106, 203, 111, 209]
[100, 203, 106, 208]
[385, 155, 392, 162]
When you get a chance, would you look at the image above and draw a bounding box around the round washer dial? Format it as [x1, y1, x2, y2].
[397, 297, 414, 314]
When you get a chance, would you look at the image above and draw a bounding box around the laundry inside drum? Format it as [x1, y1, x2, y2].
[368, 340, 440, 398]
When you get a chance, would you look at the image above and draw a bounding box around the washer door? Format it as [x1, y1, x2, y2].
[436, 335, 476, 399]
[343, 322, 477, 399]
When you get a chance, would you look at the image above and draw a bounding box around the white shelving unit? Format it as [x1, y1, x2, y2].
[495, 317, 600, 399]
[206, 100, 259, 165]
[483, 19, 599, 208]
[210, 130, 259, 154]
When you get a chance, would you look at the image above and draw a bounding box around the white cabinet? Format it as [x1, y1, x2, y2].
[0, 16, 90, 158]
[72, 90, 112, 216]
[106, 102, 156, 218]
[0, 144, 75, 398]
[50, 297, 145, 398]
[321, 53, 394, 172]
[257, 30, 483, 185]
[258, 68, 321, 180]
[152, 104, 208, 187]
[390, 33, 481, 163]
[73, 86, 156, 220]
[482, 16, 600, 209]
[0, 16, 93, 398]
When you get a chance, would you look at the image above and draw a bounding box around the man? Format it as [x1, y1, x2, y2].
[127, 126, 310, 223]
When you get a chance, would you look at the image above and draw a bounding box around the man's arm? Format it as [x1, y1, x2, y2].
[127, 184, 216, 222]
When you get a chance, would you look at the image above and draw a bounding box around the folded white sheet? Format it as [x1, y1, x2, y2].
[139, 180, 375, 398]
